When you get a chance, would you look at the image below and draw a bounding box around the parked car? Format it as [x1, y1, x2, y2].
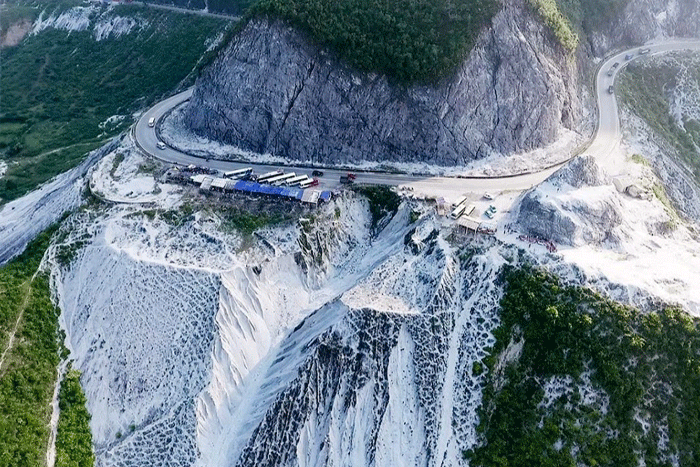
[483, 192, 494, 200]
[312, 170, 324, 177]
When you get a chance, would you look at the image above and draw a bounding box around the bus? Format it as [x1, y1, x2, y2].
[450, 196, 468, 219]
[284, 175, 310, 187]
[256, 170, 283, 182]
[268, 173, 297, 186]
[224, 167, 253, 179]
[299, 178, 319, 189]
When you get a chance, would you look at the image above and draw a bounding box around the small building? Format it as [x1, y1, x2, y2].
[457, 216, 481, 233]
[199, 177, 213, 192]
[436, 197, 447, 216]
[301, 190, 321, 205]
[211, 178, 228, 191]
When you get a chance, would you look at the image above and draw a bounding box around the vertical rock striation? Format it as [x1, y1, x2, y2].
[182, 0, 582, 166]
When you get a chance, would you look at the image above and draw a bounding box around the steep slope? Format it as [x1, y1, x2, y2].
[181, 0, 583, 167]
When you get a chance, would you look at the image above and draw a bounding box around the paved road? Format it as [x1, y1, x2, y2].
[588, 39, 700, 167]
[113, 1, 239, 21]
[134, 39, 700, 195]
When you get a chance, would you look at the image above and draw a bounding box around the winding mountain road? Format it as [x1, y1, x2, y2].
[134, 39, 700, 194]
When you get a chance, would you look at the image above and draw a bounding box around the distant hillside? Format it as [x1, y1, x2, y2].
[0, 1, 229, 203]
[145, 0, 253, 16]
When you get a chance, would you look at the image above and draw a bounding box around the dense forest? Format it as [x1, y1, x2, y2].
[248, 0, 500, 83]
[471, 267, 700, 467]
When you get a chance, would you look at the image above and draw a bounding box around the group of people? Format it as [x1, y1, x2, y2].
[517, 234, 557, 253]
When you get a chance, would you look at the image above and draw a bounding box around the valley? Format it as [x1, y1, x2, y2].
[1, 0, 700, 466]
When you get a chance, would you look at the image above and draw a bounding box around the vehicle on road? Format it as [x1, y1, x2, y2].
[346, 173, 357, 181]
[640, 48, 651, 54]
[607, 69, 614, 77]
[300, 178, 319, 188]
[148, 117, 156, 128]
[256, 170, 284, 182]
[612, 62, 619, 68]
[312, 170, 324, 177]
[157, 141, 166, 150]
[340, 175, 354, 185]
[625, 53, 635, 60]
[224, 167, 253, 179]
[608, 85, 614, 94]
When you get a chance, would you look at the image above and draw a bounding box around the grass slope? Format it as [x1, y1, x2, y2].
[55, 368, 94, 467]
[0, 227, 62, 467]
[0, 1, 229, 203]
[248, 0, 499, 84]
[470, 267, 700, 467]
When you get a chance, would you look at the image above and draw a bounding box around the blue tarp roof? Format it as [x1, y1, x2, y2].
[231, 181, 308, 200]
[223, 180, 339, 203]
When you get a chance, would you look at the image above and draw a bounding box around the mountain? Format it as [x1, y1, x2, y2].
[177, 0, 700, 168]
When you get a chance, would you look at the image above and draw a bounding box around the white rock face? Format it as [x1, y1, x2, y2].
[31, 5, 148, 41]
[49, 148, 514, 467]
[0, 138, 118, 265]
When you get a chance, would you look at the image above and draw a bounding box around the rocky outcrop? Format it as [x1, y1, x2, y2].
[546, 155, 607, 189]
[516, 156, 622, 246]
[182, 0, 582, 166]
[589, 0, 700, 55]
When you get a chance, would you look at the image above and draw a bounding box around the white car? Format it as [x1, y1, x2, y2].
[483, 192, 494, 200]
[156, 141, 166, 150]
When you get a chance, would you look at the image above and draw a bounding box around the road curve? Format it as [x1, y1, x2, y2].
[134, 39, 700, 193]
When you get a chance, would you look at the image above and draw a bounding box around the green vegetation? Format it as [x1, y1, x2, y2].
[55, 368, 94, 467]
[0, 2, 38, 32]
[218, 206, 292, 235]
[0, 1, 229, 203]
[0, 227, 62, 466]
[352, 185, 401, 230]
[553, 0, 630, 36]
[528, 0, 578, 52]
[628, 153, 650, 166]
[249, 0, 499, 83]
[471, 266, 700, 467]
[618, 57, 700, 182]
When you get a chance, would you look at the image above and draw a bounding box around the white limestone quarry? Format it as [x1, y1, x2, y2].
[44, 143, 517, 466]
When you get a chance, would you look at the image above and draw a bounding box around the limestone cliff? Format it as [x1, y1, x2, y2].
[182, 0, 581, 166]
[180, 0, 700, 167]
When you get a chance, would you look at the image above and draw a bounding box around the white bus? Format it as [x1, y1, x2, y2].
[224, 167, 253, 179]
[450, 197, 468, 219]
[284, 175, 310, 187]
[267, 173, 297, 186]
[299, 178, 319, 189]
[256, 170, 283, 182]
